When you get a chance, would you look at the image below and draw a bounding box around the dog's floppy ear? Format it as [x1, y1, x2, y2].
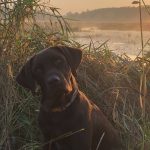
[59, 46, 82, 76]
[16, 56, 36, 92]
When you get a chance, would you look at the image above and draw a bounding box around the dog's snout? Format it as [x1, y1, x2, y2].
[47, 75, 60, 85]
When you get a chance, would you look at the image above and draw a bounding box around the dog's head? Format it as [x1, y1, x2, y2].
[16, 46, 82, 111]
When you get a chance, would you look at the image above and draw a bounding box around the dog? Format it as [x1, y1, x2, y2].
[16, 46, 122, 150]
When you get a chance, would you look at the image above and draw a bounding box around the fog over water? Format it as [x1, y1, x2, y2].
[73, 29, 150, 59]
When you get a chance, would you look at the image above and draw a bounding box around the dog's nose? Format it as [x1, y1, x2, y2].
[47, 75, 60, 85]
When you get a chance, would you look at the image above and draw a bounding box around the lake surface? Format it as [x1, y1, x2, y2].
[72, 29, 150, 59]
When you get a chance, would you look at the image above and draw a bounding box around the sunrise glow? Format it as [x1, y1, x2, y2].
[50, 0, 150, 14]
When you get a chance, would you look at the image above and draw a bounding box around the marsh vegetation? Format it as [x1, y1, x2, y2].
[0, 0, 150, 149]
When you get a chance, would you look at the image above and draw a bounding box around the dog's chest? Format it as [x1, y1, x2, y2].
[38, 106, 89, 138]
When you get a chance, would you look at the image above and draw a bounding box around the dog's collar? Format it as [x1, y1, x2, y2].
[51, 88, 78, 112]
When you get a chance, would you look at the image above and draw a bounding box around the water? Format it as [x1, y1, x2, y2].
[73, 29, 150, 59]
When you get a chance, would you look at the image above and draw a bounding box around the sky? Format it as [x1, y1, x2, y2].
[50, 0, 150, 14]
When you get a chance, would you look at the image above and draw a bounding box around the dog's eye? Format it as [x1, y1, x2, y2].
[35, 68, 42, 74]
[55, 59, 63, 66]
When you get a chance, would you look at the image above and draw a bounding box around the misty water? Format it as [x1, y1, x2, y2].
[73, 29, 150, 59]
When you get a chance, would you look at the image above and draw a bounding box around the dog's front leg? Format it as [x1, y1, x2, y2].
[42, 137, 61, 150]
[42, 135, 53, 150]
[42, 138, 51, 150]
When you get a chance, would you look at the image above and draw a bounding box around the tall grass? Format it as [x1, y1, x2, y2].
[0, 0, 150, 150]
[0, 0, 71, 149]
[78, 43, 150, 149]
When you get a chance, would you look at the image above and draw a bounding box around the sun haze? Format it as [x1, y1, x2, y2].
[50, 0, 149, 14]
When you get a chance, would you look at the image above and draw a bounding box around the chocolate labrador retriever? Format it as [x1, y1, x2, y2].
[16, 46, 122, 150]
